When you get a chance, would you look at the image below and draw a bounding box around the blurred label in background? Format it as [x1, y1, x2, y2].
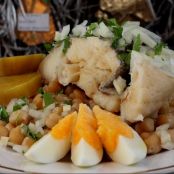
[18, 13, 49, 32]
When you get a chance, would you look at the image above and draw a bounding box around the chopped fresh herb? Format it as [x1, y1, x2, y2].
[38, 87, 44, 95]
[62, 37, 71, 54]
[13, 98, 27, 111]
[64, 100, 72, 105]
[106, 19, 123, 49]
[133, 34, 141, 52]
[44, 43, 53, 52]
[0, 106, 9, 122]
[13, 104, 22, 111]
[43, 93, 54, 107]
[85, 22, 98, 37]
[107, 18, 118, 27]
[22, 125, 42, 141]
[118, 52, 131, 65]
[154, 42, 166, 55]
[58, 89, 64, 94]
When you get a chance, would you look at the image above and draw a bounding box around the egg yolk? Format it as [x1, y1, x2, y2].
[72, 104, 102, 154]
[93, 105, 133, 154]
[51, 111, 77, 139]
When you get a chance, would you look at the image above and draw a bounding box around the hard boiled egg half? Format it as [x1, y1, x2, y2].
[24, 111, 77, 163]
[93, 105, 147, 165]
[71, 104, 103, 167]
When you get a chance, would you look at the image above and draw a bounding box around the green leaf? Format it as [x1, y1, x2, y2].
[44, 43, 53, 52]
[85, 22, 98, 37]
[0, 106, 9, 122]
[21, 125, 42, 141]
[154, 42, 166, 55]
[43, 93, 54, 107]
[107, 18, 118, 26]
[118, 52, 131, 65]
[133, 34, 141, 52]
[62, 37, 71, 54]
[13, 104, 22, 111]
[13, 98, 27, 111]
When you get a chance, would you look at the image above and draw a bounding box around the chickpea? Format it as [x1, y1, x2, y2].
[33, 94, 43, 109]
[140, 132, 151, 139]
[22, 137, 35, 148]
[156, 114, 174, 128]
[9, 110, 30, 126]
[44, 80, 61, 93]
[135, 117, 155, 134]
[45, 112, 61, 129]
[0, 120, 6, 126]
[143, 132, 161, 154]
[9, 126, 25, 145]
[53, 107, 63, 114]
[5, 123, 14, 132]
[0, 125, 9, 137]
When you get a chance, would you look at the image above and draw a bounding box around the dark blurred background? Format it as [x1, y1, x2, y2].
[0, 0, 174, 57]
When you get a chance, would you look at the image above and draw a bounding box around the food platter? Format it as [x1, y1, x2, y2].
[0, 147, 174, 173]
[1, 19, 174, 173]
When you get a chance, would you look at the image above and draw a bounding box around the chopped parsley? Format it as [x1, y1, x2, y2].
[62, 37, 71, 54]
[106, 18, 123, 49]
[0, 106, 9, 122]
[44, 43, 54, 53]
[133, 34, 141, 52]
[154, 42, 166, 55]
[22, 125, 42, 141]
[118, 52, 131, 66]
[43, 92, 54, 107]
[85, 22, 98, 37]
[13, 98, 27, 111]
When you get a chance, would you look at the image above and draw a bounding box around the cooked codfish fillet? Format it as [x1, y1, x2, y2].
[121, 51, 174, 122]
[39, 37, 121, 112]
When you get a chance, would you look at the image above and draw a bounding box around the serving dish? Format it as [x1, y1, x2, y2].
[0, 147, 174, 173]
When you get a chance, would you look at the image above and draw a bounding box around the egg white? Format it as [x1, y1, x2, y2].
[109, 130, 147, 165]
[25, 133, 70, 163]
[71, 138, 103, 167]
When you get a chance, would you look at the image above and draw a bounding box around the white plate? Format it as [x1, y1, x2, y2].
[0, 147, 174, 173]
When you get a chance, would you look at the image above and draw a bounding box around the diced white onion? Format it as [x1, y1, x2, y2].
[29, 109, 42, 119]
[21, 105, 29, 113]
[12, 145, 28, 154]
[72, 20, 88, 37]
[63, 104, 71, 113]
[0, 137, 9, 147]
[113, 76, 126, 95]
[98, 22, 114, 38]
[60, 25, 70, 40]
[6, 99, 17, 114]
[156, 124, 174, 150]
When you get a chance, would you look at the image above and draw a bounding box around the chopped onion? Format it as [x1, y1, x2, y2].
[12, 145, 28, 154]
[63, 104, 71, 113]
[21, 105, 29, 113]
[156, 124, 174, 150]
[60, 25, 70, 40]
[98, 22, 113, 38]
[72, 20, 88, 37]
[6, 99, 17, 114]
[113, 76, 126, 95]
[0, 137, 9, 147]
[29, 109, 42, 119]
